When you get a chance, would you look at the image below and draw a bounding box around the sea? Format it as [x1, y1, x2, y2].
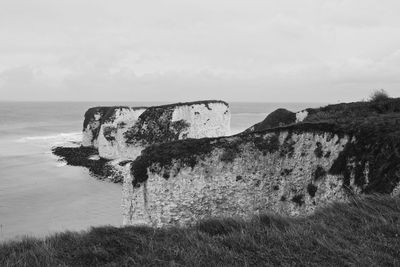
[0, 101, 324, 242]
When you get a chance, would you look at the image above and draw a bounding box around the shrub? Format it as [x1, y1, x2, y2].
[369, 89, 390, 102]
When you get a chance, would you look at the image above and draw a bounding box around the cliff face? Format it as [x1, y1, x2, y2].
[123, 98, 400, 227]
[123, 128, 352, 226]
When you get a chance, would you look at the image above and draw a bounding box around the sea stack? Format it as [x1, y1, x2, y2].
[82, 100, 230, 160]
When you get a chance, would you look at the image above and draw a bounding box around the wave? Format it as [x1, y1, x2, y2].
[16, 132, 82, 147]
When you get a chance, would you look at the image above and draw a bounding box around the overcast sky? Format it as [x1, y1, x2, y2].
[1, 0, 400, 102]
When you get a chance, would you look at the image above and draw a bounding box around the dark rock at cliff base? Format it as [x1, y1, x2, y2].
[244, 108, 296, 133]
[52, 146, 123, 183]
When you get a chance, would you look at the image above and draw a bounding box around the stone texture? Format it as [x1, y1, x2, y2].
[123, 130, 355, 227]
[97, 108, 146, 159]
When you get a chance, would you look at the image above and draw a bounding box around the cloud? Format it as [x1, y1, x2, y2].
[0, 0, 400, 101]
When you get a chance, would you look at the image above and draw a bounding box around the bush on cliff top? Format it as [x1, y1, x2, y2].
[245, 108, 296, 132]
[369, 89, 390, 102]
[1, 194, 399, 266]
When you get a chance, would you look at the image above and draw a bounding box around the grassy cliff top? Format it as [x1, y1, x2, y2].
[1, 195, 399, 266]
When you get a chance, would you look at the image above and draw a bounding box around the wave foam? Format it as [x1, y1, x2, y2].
[16, 132, 82, 147]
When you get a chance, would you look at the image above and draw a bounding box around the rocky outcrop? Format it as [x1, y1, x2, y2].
[123, 98, 400, 227]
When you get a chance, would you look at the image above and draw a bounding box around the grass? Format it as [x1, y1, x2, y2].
[1, 195, 399, 266]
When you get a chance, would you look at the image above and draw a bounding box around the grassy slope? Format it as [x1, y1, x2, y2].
[1, 195, 399, 266]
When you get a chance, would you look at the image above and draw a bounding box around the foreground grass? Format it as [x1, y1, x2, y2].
[1, 195, 400, 266]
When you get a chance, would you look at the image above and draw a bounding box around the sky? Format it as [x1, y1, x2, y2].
[1, 0, 400, 102]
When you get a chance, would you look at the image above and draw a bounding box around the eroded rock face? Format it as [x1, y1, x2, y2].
[97, 108, 147, 159]
[122, 128, 357, 227]
[121, 101, 231, 160]
[82, 106, 146, 148]
[82, 107, 113, 147]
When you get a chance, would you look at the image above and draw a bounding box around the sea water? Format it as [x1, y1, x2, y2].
[0, 101, 323, 241]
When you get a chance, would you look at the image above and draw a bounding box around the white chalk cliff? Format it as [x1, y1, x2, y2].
[122, 129, 355, 226]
